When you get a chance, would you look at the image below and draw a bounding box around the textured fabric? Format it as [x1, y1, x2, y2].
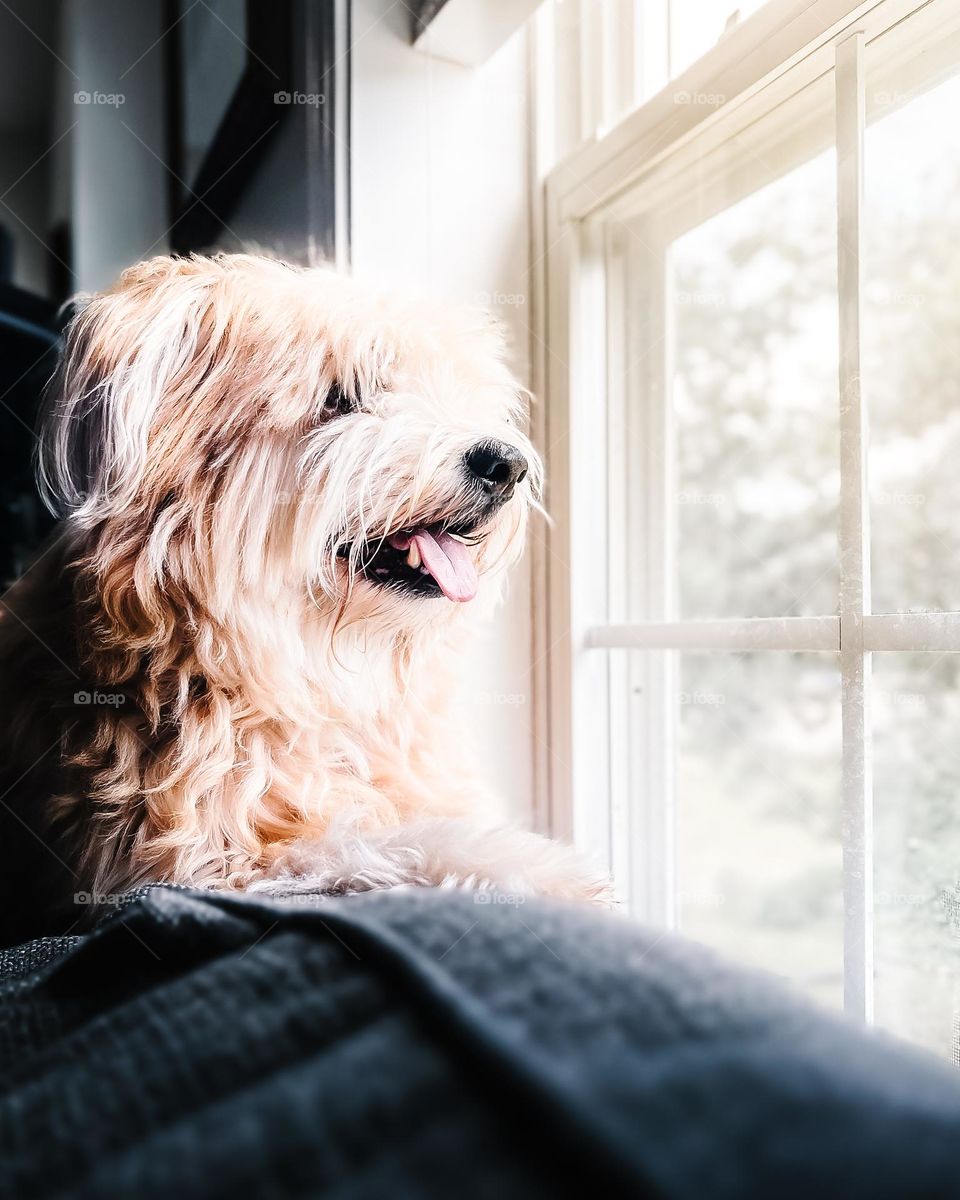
[0, 932, 81, 980]
[1, 886, 960, 1199]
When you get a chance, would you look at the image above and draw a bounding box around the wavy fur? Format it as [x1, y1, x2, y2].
[0, 254, 607, 931]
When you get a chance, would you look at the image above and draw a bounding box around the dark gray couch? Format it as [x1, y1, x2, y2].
[2, 885, 959, 1198]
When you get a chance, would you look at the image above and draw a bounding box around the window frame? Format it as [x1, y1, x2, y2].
[536, 0, 960, 1021]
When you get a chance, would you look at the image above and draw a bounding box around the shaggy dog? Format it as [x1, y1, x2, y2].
[0, 254, 607, 935]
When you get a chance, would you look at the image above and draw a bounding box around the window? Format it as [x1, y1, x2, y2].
[536, 0, 960, 1061]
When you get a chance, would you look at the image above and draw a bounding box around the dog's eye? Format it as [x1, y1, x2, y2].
[322, 382, 356, 419]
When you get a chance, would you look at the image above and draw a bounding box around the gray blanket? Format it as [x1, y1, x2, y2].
[1, 885, 959, 1198]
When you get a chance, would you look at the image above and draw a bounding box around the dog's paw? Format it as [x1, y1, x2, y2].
[444, 824, 617, 909]
[521, 858, 619, 909]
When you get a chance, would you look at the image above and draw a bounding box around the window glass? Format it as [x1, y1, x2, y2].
[677, 651, 843, 1008]
[865, 69, 960, 613]
[873, 653, 960, 1061]
[671, 148, 839, 619]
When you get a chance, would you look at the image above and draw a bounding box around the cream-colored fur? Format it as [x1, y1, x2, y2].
[0, 254, 609, 914]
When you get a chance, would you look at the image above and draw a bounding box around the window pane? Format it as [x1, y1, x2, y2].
[671, 149, 839, 619]
[865, 66, 960, 613]
[677, 651, 843, 1008]
[873, 654, 960, 1063]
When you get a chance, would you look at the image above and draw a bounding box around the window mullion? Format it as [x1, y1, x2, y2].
[586, 616, 840, 651]
[627, 222, 677, 929]
[836, 30, 874, 1024]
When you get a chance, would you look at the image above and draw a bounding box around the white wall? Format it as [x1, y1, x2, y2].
[67, 0, 168, 292]
[0, 0, 57, 297]
[351, 1, 536, 822]
[0, 136, 50, 293]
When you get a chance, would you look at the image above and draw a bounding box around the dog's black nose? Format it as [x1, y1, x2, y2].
[464, 440, 528, 500]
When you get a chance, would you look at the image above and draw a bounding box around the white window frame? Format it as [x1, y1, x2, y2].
[535, 0, 960, 1021]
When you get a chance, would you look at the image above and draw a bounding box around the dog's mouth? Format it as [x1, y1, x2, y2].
[340, 523, 484, 602]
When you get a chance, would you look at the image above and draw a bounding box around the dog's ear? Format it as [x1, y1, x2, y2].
[38, 257, 227, 524]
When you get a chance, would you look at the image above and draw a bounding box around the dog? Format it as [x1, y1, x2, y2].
[0, 253, 608, 936]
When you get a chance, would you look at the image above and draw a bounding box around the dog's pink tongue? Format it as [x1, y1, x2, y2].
[412, 529, 478, 602]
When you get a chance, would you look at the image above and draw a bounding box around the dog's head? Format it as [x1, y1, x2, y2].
[41, 255, 540, 653]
